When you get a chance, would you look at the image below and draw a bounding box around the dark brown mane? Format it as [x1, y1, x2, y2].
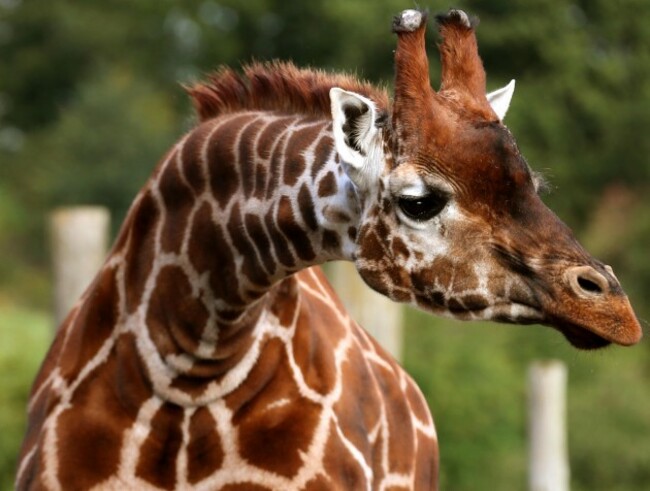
[187, 61, 390, 121]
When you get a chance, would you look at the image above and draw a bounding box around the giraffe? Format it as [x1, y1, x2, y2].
[16, 8, 642, 491]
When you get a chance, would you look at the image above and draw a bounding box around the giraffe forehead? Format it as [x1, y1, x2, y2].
[410, 121, 534, 200]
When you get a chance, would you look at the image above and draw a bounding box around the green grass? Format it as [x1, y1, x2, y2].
[0, 305, 51, 491]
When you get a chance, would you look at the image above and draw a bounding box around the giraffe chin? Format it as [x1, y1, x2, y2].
[548, 320, 612, 350]
[455, 302, 613, 350]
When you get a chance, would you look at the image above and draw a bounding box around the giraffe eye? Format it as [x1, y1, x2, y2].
[398, 192, 448, 221]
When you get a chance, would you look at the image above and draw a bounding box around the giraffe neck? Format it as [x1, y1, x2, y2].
[112, 110, 361, 402]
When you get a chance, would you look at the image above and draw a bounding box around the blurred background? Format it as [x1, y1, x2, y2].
[1, 0, 649, 489]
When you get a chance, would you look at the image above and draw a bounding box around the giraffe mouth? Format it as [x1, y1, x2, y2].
[435, 294, 614, 349]
[488, 301, 612, 350]
[546, 318, 612, 350]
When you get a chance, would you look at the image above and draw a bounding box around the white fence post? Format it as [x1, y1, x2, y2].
[529, 360, 570, 491]
[326, 261, 403, 362]
[50, 206, 110, 328]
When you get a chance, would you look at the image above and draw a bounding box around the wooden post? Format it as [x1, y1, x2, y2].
[528, 360, 570, 491]
[50, 207, 110, 327]
[326, 261, 403, 362]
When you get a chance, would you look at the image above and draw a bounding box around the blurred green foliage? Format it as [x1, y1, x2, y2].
[0, 0, 648, 489]
[0, 306, 49, 491]
[404, 312, 650, 490]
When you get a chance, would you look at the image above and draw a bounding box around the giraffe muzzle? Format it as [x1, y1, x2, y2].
[544, 264, 643, 349]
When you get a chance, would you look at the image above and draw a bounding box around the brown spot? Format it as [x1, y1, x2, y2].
[253, 162, 268, 200]
[227, 203, 270, 287]
[291, 292, 344, 395]
[187, 408, 225, 484]
[188, 202, 243, 306]
[322, 205, 351, 224]
[284, 124, 324, 184]
[381, 378, 416, 475]
[415, 294, 433, 310]
[206, 117, 251, 208]
[283, 155, 306, 187]
[452, 261, 479, 291]
[404, 378, 432, 427]
[358, 228, 386, 262]
[391, 236, 410, 259]
[323, 427, 368, 489]
[57, 346, 130, 489]
[239, 118, 265, 198]
[410, 268, 436, 294]
[317, 171, 338, 197]
[332, 347, 382, 464]
[244, 213, 276, 275]
[358, 268, 386, 295]
[124, 191, 158, 312]
[136, 404, 184, 489]
[381, 198, 392, 214]
[224, 337, 284, 414]
[266, 132, 289, 199]
[146, 265, 208, 357]
[414, 436, 439, 491]
[257, 117, 293, 160]
[322, 229, 341, 252]
[168, 374, 210, 400]
[432, 258, 455, 290]
[351, 324, 373, 351]
[447, 297, 465, 313]
[181, 122, 214, 195]
[236, 347, 321, 477]
[114, 334, 155, 415]
[432, 291, 446, 307]
[386, 264, 410, 291]
[264, 207, 296, 268]
[311, 135, 334, 179]
[268, 277, 300, 327]
[375, 218, 389, 239]
[276, 196, 316, 262]
[391, 288, 412, 302]
[159, 154, 194, 254]
[461, 293, 489, 311]
[59, 267, 119, 380]
[298, 183, 318, 231]
[348, 226, 358, 242]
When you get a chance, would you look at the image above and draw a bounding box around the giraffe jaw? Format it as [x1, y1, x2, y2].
[492, 305, 616, 350]
[547, 319, 612, 350]
[442, 299, 620, 350]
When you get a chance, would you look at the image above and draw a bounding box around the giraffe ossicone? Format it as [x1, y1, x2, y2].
[17, 8, 641, 491]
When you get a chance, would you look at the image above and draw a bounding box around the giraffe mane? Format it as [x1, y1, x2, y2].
[187, 61, 390, 121]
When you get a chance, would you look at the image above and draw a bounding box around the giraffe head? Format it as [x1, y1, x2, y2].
[329, 9, 642, 349]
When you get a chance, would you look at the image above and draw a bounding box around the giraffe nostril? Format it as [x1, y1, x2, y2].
[577, 275, 603, 294]
[566, 265, 609, 297]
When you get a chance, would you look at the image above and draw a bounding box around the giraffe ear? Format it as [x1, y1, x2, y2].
[330, 88, 382, 188]
[487, 79, 515, 120]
